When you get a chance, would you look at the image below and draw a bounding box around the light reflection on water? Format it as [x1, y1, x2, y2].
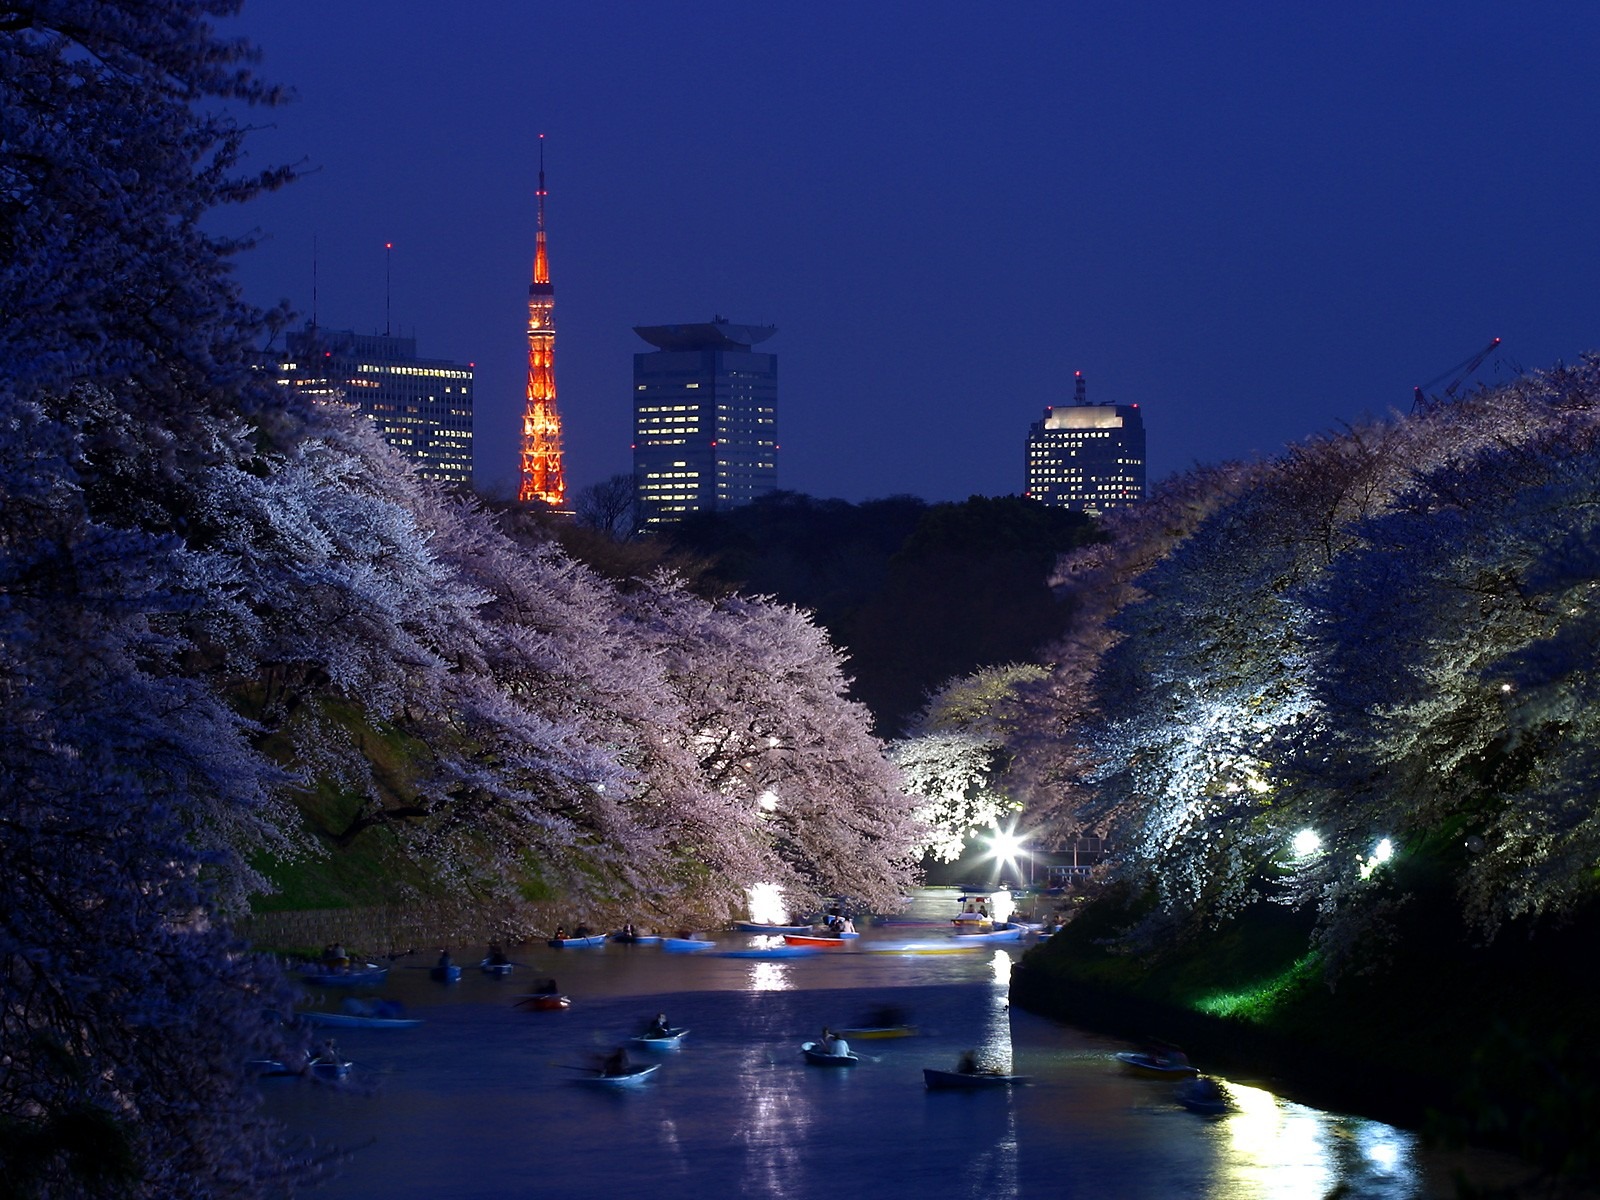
[257, 889, 1524, 1200]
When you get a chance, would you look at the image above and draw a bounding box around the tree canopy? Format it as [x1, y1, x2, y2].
[1011, 363, 1600, 967]
[0, 4, 922, 1193]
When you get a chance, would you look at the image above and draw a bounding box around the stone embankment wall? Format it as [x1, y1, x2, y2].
[239, 900, 572, 956]
[236, 898, 715, 956]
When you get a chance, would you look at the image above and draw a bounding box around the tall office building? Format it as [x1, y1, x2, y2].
[272, 325, 474, 485]
[1024, 371, 1145, 513]
[632, 318, 777, 527]
[519, 135, 566, 508]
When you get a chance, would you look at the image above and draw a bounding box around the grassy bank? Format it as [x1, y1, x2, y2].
[1011, 882, 1600, 1188]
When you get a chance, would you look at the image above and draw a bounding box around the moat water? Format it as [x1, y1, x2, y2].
[258, 889, 1528, 1199]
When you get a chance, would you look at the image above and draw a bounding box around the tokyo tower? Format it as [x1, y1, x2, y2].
[518, 135, 565, 507]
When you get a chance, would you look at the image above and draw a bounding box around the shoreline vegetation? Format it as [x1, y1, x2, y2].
[1011, 883, 1600, 1191]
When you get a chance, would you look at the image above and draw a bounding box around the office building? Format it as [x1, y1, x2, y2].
[271, 325, 474, 486]
[1024, 371, 1145, 513]
[632, 318, 777, 527]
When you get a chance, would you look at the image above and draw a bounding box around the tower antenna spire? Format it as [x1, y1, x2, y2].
[519, 133, 566, 507]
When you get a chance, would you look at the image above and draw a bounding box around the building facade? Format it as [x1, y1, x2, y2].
[272, 325, 474, 486]
[1024, 372, 1145, 513]
[632, 318, 777, 527]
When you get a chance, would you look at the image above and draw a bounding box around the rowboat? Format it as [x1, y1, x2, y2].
[629, 1027, 689, 1051]
[297, 963, 389, 987]
[834, 1024, 918, 1040]
[801, 1040, 860, 1067]
[571, 1062, 659, 1088]
[299, 1010, 421, 1029]
[1114, 1051, 1199, 1079]
[514, 993, 571, 1011]
[547, 933, 607, 948]
[307, 1058, 353, 1082]
[717, 945, 820, 959]
[480, 959, 514, 976]
[781, 933, 855, 948]
[952, 923, 1025, 942]
[429, 963, 462, 983]
[247, 1058, 303, 1077]
[734, 921, 815, 934]
[661, 937, 716, 953]
[610, 932, 661, 945]
[923, 1068, 1030, 1090]
[1175, 1077, 1233, 1114]
[865, 940, 983, 956]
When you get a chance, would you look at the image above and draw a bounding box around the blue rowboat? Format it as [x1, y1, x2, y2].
[429, 963, 462, 982]
[307, 1058, 353, 1082]
[299, 1010, 422, 1029]
[480, 959, 514, 976]
[717, 944, 820, 959]
[733, 921, 815, 934]
[571, 1062, 659, 1088]
[661, 937, 716, 953]
[1115, 1051, 1199, 1079]
[298, 963, 389, 987]
[629, 1027, 689, 1051]
[952, 923, 1025, 941]
[801, 1040, 859, 1067]
[548, 933, 608, 948]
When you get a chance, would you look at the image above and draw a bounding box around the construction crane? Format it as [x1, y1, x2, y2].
[1412, 337, 1502, 412]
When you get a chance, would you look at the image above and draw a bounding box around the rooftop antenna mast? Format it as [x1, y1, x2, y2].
[384, 241, 394, 336]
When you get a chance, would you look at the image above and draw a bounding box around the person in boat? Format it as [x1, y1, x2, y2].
[620, 921, 635, 939]
[864, 1003, 907, 1029]
[486, 943, 510, 965]
[838, 916, 857, 935]
[645, 1012, 671, 1037]
[601, 1046, 631, 1077]
[551, 926, 567, 942]
[315, 1038, 341, 1066]
[535, 977, 560, 995]
[436, 948, 453, 970]
[573, 923, 590, 938]
[957, 1049, 979, 1074]
[820, 1027, 850, 1057]
[322, 943, 349, 970]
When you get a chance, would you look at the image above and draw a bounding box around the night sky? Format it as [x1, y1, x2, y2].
[220, 3, 1600, 504]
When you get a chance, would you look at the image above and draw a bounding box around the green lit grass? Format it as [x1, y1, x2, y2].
[1192, 953, 1319, 1021]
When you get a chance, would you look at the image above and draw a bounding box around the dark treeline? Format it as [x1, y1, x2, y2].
[563, 489, 1103, 736]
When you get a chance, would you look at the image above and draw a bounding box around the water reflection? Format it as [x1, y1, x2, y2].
[1209, 1080, 1423, 1199]
[736, 1042, 811, 1198]
[747, 961, 791, 991]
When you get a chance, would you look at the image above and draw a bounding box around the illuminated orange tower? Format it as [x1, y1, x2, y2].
[518, 135, 566, 507]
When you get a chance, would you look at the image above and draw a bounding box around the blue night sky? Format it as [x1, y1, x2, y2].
[221, 2, 1600, 504]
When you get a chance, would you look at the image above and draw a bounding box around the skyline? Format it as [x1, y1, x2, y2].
[220, 3, 1600, 504]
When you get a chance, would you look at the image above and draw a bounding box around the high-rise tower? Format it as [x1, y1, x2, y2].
[631, 318, 778, 527]
[1024, 371, 1146, 513]
[519, 135, 565, 507]
[271, 325, 474, 486]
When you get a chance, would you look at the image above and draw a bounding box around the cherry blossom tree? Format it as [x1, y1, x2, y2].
[891, 664, 1046, 861]
[1, 4, 309, 1192]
